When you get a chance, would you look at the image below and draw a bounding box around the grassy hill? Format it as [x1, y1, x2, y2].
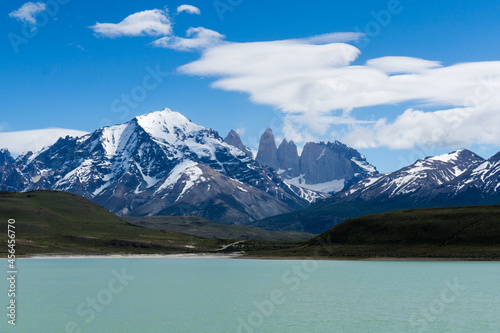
[2, 191, 499, 259]
[255, 205, 500, 259]
[125, 216, 315, 241]
[0, 190, 226, 256]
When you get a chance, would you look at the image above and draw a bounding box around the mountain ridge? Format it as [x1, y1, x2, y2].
[254, 148, 500, 233]
[1, 109, 329, 224]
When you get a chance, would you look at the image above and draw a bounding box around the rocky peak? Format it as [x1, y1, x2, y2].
[0, 149, 14, 166]
[255, 128, 279, 170]
[224, 130, 253, 159]
[277, 139, 300, 178]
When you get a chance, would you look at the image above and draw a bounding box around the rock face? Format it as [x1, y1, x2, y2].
[255, 128, 279, 170]
[300, 142, 354, 184]
[277, 139, 300, 178]
[224, 130, 253, 159]
[0, 109, 328, 224]
[0, 149, 26, 192]
[255, 129, 378, 193]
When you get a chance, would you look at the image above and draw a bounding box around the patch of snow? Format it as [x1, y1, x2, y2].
[286, 175, 345, 193]
[135, 162, 161, 188]
[351, 157, 377, 174]
[154, 160, 198, 195]
[283, 181, 330, 203]
[429, 149, 464, 163]
[100, 123, 137, 157]
[93, 182, 111, 196]
[176, 164, 204, 201]
[316, 148, 327, 161]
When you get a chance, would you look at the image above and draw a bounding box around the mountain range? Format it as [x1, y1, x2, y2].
[255, 148, 500, 233]
[2, 108, 498, 232]
[1, 109, 355, 224]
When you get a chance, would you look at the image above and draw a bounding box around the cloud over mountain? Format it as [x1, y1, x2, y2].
[180, 38, 500, 149]
[88, 6, 500, 151]
[0, 128, 88, 156]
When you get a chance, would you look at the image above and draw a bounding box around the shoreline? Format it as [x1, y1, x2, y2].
[241, 255, 500, 261]
[3, 252, 499, 261]
[14, 252, 245, 260]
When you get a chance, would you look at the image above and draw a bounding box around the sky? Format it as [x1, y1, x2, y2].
[1, 0, 500, 173]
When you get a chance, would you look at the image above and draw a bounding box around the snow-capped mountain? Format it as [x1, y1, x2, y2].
[255, 129, 378, 193]
[3, 109, 326, 224]
[254, 148, 499, 234]
[340, 148, 485, 202]
[456, 151, 500, 195]
[429, 151, 500, 202]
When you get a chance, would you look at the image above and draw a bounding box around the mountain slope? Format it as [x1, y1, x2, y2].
[339, 148, 484, 202]
[430, 151, 500, 202]
[6, 109, 325, 224]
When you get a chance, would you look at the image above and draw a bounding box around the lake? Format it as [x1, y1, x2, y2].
[1, 258, 499, 332]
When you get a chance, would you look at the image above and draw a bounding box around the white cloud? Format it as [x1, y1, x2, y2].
[300, 32, 365, 44]
[90, 9, 172, 38]
[178, 33, 500, 149]
[0, 128, 88, 156]
[177, 5, 201, 15]
[152, 27, 225, 51]
[366, 56, 441, 74]
[9, 2, 46, 25]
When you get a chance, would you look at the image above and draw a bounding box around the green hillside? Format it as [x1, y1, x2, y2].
[125, 216, 315, 241]
[269, 205, 500, 259]
[0, 190, 225, 256]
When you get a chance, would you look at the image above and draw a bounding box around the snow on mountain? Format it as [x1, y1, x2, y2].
[6, 108, 324, 224]
[435, 151, 500, 198]
[340, 148, 485, 201]
[285, 175, 345, 194]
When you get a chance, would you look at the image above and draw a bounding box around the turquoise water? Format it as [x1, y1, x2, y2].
[1, 258, 499, 332]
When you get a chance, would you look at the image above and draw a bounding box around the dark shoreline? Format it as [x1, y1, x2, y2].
[3, 252, 500, 261]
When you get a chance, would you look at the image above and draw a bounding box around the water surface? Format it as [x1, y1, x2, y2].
[1, 258, 499, 332]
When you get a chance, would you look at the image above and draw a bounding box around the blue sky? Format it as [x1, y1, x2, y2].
[2, 0, 500, 172]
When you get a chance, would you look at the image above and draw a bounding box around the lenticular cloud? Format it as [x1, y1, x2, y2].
[179, 34, 500, 149]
